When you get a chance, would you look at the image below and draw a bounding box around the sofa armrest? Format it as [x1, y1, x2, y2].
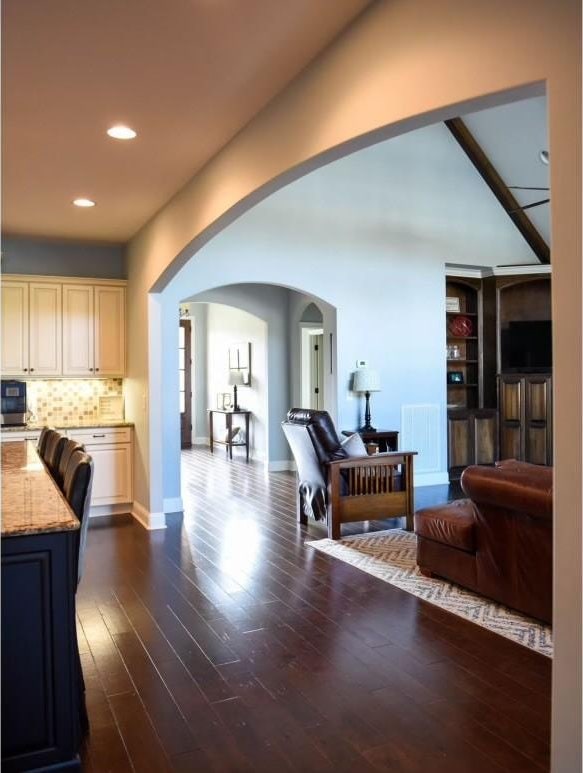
[461, 464, 552, 519]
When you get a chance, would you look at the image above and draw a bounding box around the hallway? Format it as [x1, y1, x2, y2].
[78, 448, 551, 772]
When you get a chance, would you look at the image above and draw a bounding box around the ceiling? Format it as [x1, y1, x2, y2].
[2, 0, 370, 242]
[462, 96, 550, 244]
[201, 95, 548, 268]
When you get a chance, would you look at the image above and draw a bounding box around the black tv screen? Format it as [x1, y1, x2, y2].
[501, 320, 552, 372]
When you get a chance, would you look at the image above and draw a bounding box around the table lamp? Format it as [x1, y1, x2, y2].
[352, 368, 381, 432]
[228, 370, 245, 411]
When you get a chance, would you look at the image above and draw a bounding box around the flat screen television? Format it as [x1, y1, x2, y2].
[501, 320, 552, 372]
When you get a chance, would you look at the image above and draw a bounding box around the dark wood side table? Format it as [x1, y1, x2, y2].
[342, 429, 399, 453]
[209, 409, 251, 462]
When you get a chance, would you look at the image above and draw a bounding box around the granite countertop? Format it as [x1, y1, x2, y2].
[1, 421, 133, 433]
[1, 441, 80, 537]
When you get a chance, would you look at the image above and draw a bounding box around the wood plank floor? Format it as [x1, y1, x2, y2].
[79, 447, 551, 772]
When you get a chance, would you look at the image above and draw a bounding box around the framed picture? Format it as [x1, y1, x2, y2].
[217, 392, 233, 410]
[447, 371, 464, 384]
[228, 342, 251, 385]
[446, 296, 461, 313]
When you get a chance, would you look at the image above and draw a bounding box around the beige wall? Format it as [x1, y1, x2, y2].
[125, 1, 581, 768]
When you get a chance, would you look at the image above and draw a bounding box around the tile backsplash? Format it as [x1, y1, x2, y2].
[26, 379, 123, 426]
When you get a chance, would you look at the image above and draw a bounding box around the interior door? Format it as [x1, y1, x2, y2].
[179, 320, 192, 449]
[310, 334, 324, 409]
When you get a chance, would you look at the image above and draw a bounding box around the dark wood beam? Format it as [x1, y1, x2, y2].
[445, 117, 550, 264]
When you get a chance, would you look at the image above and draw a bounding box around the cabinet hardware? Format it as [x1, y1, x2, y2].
[89, 367, 94, 372]
[92, 434, 106, 438]
[30, 368, 35, 372]
[95, 367, 100, 372]
[23, 368, 28, 372]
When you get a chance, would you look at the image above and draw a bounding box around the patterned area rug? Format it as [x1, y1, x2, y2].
[307, 529, 552, 658]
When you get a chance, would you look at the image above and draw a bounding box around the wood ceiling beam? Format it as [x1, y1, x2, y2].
[445, 117, 550, 264]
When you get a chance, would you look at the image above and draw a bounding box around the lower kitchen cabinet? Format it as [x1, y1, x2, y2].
[67, 427, 133, 507]
[447, 408, 498, 481]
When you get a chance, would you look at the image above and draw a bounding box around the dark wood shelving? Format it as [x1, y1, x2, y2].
[447, 359, 478, 364]
[447, 335, 478, 340]
[446, 311, 478, 316]
[447, 383, 478, 388]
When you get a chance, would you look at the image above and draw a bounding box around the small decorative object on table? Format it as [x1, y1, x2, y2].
[217, 392, 232, 410]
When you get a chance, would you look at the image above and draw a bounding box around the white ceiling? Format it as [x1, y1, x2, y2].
[1, 0, 370, 242]
[209, 97, 546, 268]
[462, 96, 550, 244]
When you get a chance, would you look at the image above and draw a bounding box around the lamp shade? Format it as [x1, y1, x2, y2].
[352, 368, 381, 393]
[228, 370, 245, 386]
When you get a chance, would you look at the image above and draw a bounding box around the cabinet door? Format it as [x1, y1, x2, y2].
[87, 444, 132, 505]
[29, 283, 62, 376]
[62, 285, 94, 376]
[525, 376, 552, 465]
[473, 413, 497, 465]
[94, 286, 125, 376]
[447, 414, 472, 469]
[499, 376, 524, 460]
[1, 281, 29, 375]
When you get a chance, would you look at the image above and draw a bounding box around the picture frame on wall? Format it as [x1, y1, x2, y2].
[228, 342, 251, 385]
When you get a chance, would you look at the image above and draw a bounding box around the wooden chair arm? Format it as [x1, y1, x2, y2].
[326, 451, 417, 470]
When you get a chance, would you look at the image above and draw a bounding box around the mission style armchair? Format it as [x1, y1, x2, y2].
[282, 409, 416, 539]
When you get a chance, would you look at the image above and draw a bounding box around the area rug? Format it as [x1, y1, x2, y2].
[306, 529, 552, 657]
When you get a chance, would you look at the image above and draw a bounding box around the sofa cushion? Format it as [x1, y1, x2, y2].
[414, 499, 477, 553]
[340, 432, 368, 457]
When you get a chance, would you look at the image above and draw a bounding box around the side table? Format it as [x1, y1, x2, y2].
[342, 429, 399, 453]
[209, 409, 251, 462]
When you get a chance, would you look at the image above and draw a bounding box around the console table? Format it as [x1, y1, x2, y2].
[342, 429, 399, 453]
[209, 409, 251, 462]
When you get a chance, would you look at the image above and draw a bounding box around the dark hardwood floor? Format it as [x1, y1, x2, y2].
[79, 447, 550, 772]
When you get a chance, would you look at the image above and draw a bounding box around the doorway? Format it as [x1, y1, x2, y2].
[299, 301, 325, 410]
[179, 319, 192, 449]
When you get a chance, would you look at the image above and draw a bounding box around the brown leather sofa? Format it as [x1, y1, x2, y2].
[414, 460, 552, 623]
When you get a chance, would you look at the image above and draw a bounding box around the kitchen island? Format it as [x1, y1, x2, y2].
[1, 441, 83, 772]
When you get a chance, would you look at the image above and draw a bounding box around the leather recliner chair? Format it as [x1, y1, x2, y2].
[414, 460, 552, 623]
[282, 409, 416, 538]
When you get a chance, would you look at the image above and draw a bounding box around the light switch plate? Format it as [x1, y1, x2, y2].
[356, 359, 368, 368]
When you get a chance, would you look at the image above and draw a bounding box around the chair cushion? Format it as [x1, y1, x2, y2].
[414, 499, 477, 553]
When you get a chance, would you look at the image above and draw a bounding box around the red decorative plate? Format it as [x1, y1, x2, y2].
[448, 315, 473, 337]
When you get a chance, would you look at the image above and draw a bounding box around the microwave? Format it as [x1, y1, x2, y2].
[1, 380, 27, 427]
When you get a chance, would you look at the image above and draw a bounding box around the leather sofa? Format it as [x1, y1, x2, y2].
[414, 460, 552, 623]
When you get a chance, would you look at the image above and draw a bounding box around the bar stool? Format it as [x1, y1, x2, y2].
[62, 450, 94, 585]
[37, 427, 53, 457]
[44, 432, 67, 479]
[55, 439, 84, 491]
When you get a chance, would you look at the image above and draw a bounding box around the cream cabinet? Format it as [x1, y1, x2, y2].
[1, 276, 126, 378]
[62, 285, 95, 376]
[1, 280, 62, 376]
[66, 427, 133, 507]
[94, 286, 125, 376]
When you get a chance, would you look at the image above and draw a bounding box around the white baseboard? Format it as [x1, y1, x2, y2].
[414, 471, 450, 487]
[89, 503, 131, 518]
[268, 460, 296, 472]
[131, 500, 167, 530]
[192, 436, 209, 445]
[163, 496, 183, 513]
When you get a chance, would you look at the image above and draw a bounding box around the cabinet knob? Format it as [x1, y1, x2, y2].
[95, 367, 100, 372]
[23, 368, 28, 372]
[29, 368, 35, 372]
[89, 367, 94, 372]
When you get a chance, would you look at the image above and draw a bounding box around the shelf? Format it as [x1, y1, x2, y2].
[447, 359, 478, 364]
[446, 311, 478, 317]
[447, 383, 478, 388]
[447, 335, 478, 341]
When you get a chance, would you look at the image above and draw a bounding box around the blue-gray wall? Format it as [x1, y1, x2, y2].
[1, 235, 126, 278]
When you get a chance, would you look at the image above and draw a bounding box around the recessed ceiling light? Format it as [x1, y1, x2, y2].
[107, 125, 137, 140]
[73, 198, 96, 208]
[539, 150, 549, 165]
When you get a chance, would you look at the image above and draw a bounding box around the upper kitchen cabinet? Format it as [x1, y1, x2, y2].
[1, 281, 29, 375]
[2, 276, 126, 378]
[94, 286, 125, 376]
[2, 280, 62, 376]
[62, 284, 95, 376]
